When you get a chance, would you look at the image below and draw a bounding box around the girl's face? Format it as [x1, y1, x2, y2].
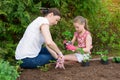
[73, 22, 85, 33]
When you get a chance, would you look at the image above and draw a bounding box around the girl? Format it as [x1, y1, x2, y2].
[64, 16, 92, 62]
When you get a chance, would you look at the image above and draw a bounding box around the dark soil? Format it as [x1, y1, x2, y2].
[17, 60, 120, 80]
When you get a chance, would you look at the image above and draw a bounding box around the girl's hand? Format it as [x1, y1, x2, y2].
[66, 44, 76, 52]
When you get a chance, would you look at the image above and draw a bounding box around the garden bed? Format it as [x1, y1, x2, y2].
[17, 59, 120, 80]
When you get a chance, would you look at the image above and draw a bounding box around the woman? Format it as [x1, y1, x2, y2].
[15, 8, 64, 69]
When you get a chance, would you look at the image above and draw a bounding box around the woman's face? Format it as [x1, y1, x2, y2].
[73, 22, 85, 33]
[48, 13, 61, 26]
[52, 15, 61, 25]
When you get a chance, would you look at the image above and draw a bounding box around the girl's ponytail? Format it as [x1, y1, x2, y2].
[85, 18, 89, 31]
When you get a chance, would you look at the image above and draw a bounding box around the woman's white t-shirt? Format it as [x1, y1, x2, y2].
[15, 17, 49, 60]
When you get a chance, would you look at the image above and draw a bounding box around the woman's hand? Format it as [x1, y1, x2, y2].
[55, 54, 65, 69]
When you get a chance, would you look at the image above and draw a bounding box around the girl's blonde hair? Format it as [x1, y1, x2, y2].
[73, 16, 89, 30]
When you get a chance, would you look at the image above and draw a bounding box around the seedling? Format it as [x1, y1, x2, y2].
[96, 50, 109, 64]
[62, 31, 73, 50]
[38, 64, 51, 72]
[37, 60, 55, 72]
[112, 56, 120, 63]
[77, 48, 91, 66]
[77, 48, 84, 54]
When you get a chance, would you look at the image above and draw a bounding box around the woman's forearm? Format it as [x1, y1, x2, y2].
[46, 45, 58, 59]
[46, 41, 62, 56]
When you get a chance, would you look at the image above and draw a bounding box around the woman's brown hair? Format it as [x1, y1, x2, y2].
[40, 8, 61, 17]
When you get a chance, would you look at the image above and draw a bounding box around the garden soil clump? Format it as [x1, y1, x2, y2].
[17, 60, 120, 80]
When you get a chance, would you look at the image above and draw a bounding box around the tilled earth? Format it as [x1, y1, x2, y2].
[17, 60, 120, 80]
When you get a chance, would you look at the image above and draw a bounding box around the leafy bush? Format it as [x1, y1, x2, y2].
[90, 0, 120, 53]
[0, 0, 120, 62]
[62, 30, 73, 40]
[0, 42, 17, 63]
[0, 59, 19, 80]
[0, 0, 41, 62]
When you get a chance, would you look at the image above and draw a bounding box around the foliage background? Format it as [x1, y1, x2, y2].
[0, 0, 120, 64]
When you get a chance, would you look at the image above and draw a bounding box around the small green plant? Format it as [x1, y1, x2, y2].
[77, 48, 91, 62]
[96, 50, 108, 61]
[112, 56, 120, 63]
[38, 60, 56, 72]
[101, 55, 108, 61]
[83, 54, 91, 62]
[38, 64, 51, 72]
[0, 59, 19, 80]
[96, 50, 109, 64]
[77, 48, 84, 54]
[49, 60, 56, 63]
[77, 48, 91, 67]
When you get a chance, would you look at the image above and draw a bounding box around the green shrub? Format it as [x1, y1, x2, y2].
[0, 0, 41, 63]
[0, 60, 19, 80]
[0, 0, 120, 63]
[90, 0, 120, 53]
